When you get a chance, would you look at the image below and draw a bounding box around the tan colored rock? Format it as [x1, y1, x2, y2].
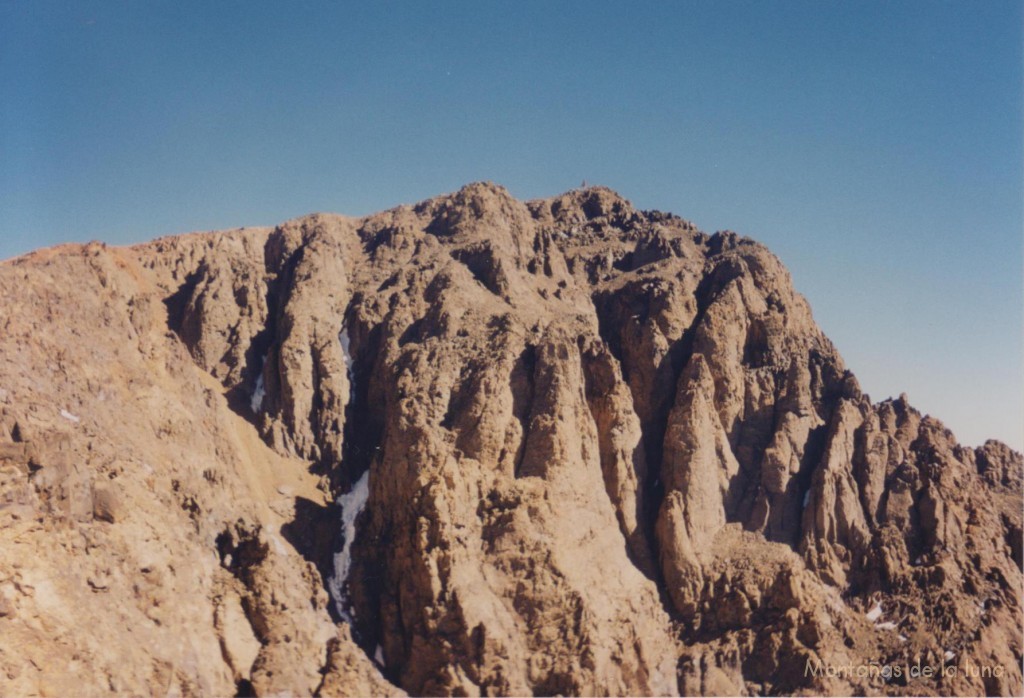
[215, 591, 261, 682]
[91, 483, 122, 523]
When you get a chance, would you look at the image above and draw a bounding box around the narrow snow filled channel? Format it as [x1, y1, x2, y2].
[327, 324, 369, 623]
[339, 328, 354, 385]
[327, 470, 370, 623]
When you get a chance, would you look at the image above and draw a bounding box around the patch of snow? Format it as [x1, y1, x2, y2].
[268, 532, 288, 556]
[339, 328, 353, 377]
[339, 326, 356, 403]
[327, 470, 370, 623]
[374, 644, 385, 666]
[865, 601, 883, 622]
[944, 650, 955, 662]
[250, 375, 265, 413]
[802, 490, 811, 509]
[875, 621, 897, 630]
[898, 634, 908, 643]
[60, 409, 80, 423]
[250, 353, 267, 413]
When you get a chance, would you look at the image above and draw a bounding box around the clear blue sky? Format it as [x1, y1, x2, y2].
[2, 1, 1021, 450]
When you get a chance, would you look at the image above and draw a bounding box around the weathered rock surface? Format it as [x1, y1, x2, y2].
[0, 184, 1019, 696]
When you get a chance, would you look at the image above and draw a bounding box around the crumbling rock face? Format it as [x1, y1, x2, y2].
[0, 184, 1020, 696]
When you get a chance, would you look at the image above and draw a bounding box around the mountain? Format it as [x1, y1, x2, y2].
[0, 183, 1019, 696]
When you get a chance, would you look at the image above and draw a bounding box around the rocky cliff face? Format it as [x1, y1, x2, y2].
[0, 183, 1020, 696]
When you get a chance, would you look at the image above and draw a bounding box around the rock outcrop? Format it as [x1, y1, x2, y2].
[0, 183, 1019, 696]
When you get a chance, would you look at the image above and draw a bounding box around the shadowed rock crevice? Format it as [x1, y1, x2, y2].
[450, 243, 509, 298]
[163, 265, 206, 340]
[336, 318, 387, 484]
[579, 336, 656, 577]
[510, 343, 537, 479]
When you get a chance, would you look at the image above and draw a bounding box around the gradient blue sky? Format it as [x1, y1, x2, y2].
[2, 1, 1021, 449]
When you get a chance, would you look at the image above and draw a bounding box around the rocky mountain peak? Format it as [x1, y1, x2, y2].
[0, 185, 1020, 696]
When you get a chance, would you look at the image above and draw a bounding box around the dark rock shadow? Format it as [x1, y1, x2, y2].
[281, 495, 343, 622]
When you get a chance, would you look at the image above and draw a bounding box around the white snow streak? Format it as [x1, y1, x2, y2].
[268, 531, 288, 556]
[339, 327, 355, 402]
[250, 353, 267, 413]
[328, 470, 370, 623]
[944, 650, 955, 662]
[875, 621, 897, 630]
[374, 644, 385, 667]
[802, 490, 810, 509]
[339, 328, 353, 374]
[60, 409, 80, 423]
[865, 601, 883, 622]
